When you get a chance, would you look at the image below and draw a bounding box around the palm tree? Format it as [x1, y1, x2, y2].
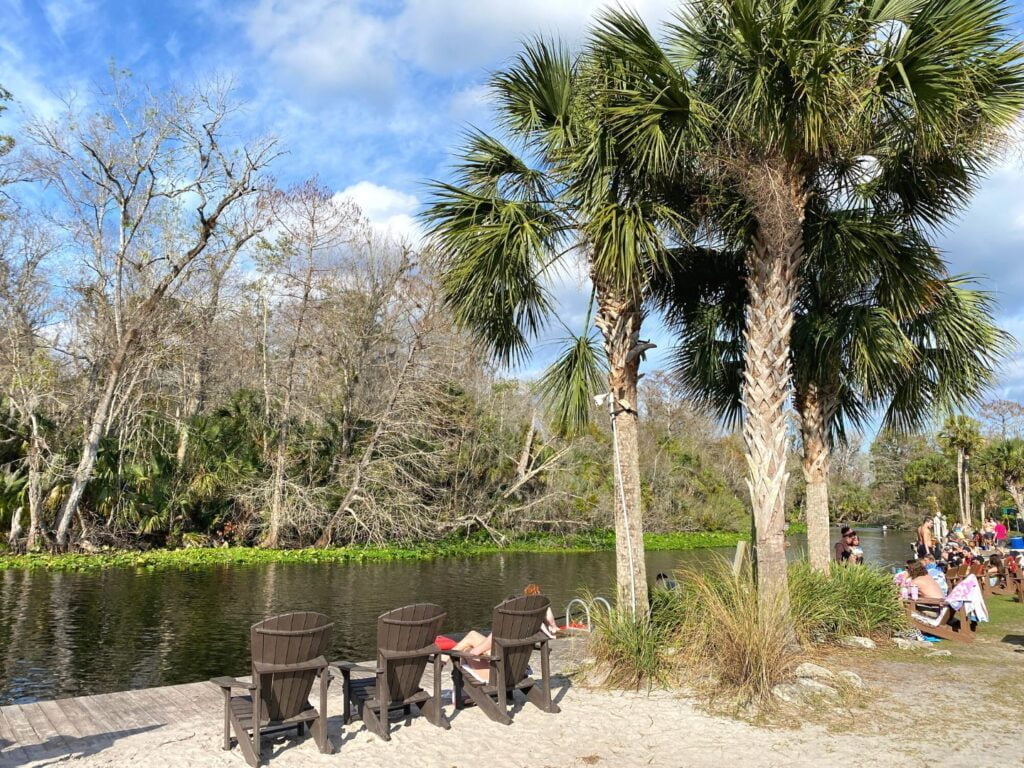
[978, 438, 1024, 515]
[656, 210, 1008, 571]
[588, 0, 1024, 603]
[940, 414, 985, 527]
[422, 42, 686, 615]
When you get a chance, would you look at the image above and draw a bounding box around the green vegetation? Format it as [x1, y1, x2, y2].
[0, 529, 755, 571]
[586, 560, 905, 706]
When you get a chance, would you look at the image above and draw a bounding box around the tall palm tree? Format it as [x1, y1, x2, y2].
[940, 414, 985, 526]
[655, 209, 1008, 570]
[422, 42, 687, 615]
[588, 0, 1024, 603]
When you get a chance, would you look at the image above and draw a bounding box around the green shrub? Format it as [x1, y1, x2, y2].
[788, 562, 907, 643]
[586, 559, 906, 706]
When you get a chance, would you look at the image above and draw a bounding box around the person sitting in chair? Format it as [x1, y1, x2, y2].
[449, 583, 557, 683]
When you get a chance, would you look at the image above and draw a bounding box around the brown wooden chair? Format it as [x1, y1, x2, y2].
[212, 612, 334, 766]
[331, 603, 449, 741]
[945, 564, 967, 589]
[902, 597, 975, 643]
[445, 594, 561, 725]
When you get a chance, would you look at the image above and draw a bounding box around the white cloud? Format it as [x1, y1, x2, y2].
[42, 0, 94, 42]
[337, 180, 421, 243]
[239, 0, 679, 99]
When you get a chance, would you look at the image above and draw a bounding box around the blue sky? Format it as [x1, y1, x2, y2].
[3, 0, 1024, 407]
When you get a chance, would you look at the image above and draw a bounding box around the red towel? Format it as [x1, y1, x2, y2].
[434, 634, 457, 650]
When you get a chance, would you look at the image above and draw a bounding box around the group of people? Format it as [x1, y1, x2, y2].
[906, 514, 1023, 596]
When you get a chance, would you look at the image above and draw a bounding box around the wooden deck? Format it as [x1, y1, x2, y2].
[0, 638, 581, 767]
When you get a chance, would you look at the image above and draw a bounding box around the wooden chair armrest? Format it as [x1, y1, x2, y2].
[379, 645, 439, 661]
[443, 648, 495, 663]
[253, 655, 328, 675]
[211, 676, 256, 691]
[329, 660, 380, 676]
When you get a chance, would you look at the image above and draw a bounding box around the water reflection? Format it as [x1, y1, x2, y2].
[0, 528, 913, 703]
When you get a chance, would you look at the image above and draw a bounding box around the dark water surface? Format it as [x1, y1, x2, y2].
[0, 527, 914, 704]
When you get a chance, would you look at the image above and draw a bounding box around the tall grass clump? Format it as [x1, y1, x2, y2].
[788, 562, 906, 643]
[585, 559, 905, 707]
[672, 561, 801, 705]
[587, 597, 683, 689]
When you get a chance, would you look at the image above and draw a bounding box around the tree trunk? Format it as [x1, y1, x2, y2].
[740, 162, 805, 613]
[54, 332, 136, 550]
[1006, 482, 1024, 517]
[797, 383, 831, 572]
[956, 450, 966, 526]
[25, 418, 45, 551]
[593, 285, 648, 617]
[963, 452, 972, 528]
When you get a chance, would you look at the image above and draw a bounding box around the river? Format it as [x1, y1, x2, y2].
[0, 527, 915, 704]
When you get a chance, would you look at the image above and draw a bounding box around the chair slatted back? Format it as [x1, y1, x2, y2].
[377, 603, 447, 702]
[491, 595, 548, 687]
[251, 612, 332, 722]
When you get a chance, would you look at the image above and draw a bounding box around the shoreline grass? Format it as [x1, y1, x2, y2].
[0, 527, 788, 572]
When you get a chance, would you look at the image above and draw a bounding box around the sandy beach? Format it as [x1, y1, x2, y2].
[4, 632, 1022, 768]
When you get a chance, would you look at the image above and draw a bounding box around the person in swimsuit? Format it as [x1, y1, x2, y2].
[450, 583, 558, 683]
[916, 518, 935, 559]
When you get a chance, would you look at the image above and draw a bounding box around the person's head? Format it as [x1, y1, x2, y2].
[924, 518, 934, 528]
[655, 572, 670, 583]
[989, 554, 1001, 567]
[907, 560, 928, 579]
[523, 583, 543, 597]
[840, 526, 853, 540]
[922, 554, 935, 566]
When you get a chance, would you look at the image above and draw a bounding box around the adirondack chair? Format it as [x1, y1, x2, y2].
[902, 597, 975, 643]
[331, 603, 450, 741]
[944, 564, 967, 590]
[212, 612, 334, 767]
[445, 594, 561, 725]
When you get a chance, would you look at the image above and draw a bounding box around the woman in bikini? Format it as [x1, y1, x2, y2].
[451, 583, 558, 683]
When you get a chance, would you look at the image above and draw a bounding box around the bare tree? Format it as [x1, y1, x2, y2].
[0, 209, 60, 549]
[21, 75, 277, 549]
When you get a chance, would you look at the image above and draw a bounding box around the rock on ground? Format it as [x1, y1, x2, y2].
[839, 636, 877, 649]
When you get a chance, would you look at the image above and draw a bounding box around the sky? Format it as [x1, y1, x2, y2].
[3, 0, 1024, 410]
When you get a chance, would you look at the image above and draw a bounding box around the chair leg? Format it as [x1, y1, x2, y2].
[221, 690, 232, 750]
[311, 715, 334, 755]
[451, 667, 466, 710]
[462, 682, 511, 725]
[360, 701, 391, 742]
[423, 655, 451, 729]
[228, 711, 259, 768]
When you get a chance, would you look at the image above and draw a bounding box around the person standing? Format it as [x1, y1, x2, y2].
[916, 518, 935, 559]
[994, 517, 1008, 547]
[834, 526, 855, 564]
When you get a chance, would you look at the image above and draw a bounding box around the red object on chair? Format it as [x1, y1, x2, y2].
[434, 634, 457, 651]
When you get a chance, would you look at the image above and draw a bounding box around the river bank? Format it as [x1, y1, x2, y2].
[0, 529, 788, 572]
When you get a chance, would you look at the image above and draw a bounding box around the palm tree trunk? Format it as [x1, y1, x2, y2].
[797, 383, 831, 572]
[956, 450, 966, 525]
[963, 452, 972, 528]
[594, 285, 648, 617]
[740, 162, 805, 611]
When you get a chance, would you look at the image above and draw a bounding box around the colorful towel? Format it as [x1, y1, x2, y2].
[945, 574, 989, 623]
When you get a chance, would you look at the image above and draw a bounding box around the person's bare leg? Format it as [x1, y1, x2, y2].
[452, 630, 487, 653]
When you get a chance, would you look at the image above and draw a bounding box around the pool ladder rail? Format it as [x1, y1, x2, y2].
[560, 596, 612, 634]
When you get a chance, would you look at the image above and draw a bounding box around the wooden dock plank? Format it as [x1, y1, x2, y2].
[35, 699, 82, 745]
[19, 701, 73, 756]
[1, 704, 45, 761]
[0, 707, 31, 765]
[53, 696, 102, 739]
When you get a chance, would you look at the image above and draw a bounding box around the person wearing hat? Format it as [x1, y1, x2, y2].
[834, 526, 856, 563]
